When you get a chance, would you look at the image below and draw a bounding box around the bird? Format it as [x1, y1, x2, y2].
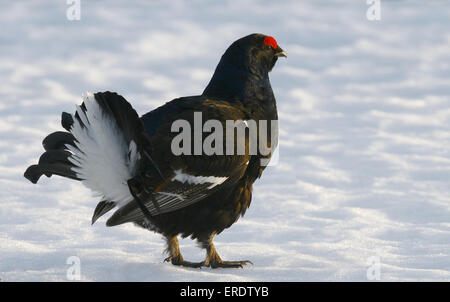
[24, 33, 286, 268]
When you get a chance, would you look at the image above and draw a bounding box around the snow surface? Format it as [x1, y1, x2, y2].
[1, 0, 450, 281]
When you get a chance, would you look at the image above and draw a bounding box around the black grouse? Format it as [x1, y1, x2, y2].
[24, 33, 286, 268]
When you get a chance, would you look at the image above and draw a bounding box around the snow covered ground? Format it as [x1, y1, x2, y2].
[1, 0, 450, 281]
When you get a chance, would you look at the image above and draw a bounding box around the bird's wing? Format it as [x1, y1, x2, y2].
[106, 96, 252, 226]
[106, 155, 249, 226]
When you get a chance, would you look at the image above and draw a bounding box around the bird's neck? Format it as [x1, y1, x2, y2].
[202, 63, 276, 117]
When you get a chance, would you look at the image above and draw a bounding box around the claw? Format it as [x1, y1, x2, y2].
[209, 260, 253, 269]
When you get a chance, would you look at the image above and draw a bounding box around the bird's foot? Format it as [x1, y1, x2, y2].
[164, 255, 203, 268]
[163, 235, 253, 269]
[201, 239, 253, 268]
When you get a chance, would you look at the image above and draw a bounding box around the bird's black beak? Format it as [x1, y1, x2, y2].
[275, 46, 287, 58]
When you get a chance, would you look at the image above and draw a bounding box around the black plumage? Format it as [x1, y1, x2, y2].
[24, 33, 286, 268]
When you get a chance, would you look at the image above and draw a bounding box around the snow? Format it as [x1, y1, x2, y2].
[1, 0, 450, 281]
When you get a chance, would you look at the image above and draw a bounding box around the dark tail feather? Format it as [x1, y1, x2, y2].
[91, 200, 116, 225]
[39, 149, 73, 166]
[35, 150, 73, 177]
[61, 112, 74, 131]
[42, 131, 76, 151]
[24, 163, 81, 184]
[93, 92, 145, 149]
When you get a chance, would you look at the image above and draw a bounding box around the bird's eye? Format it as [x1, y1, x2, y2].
[263, 36, 278, 50]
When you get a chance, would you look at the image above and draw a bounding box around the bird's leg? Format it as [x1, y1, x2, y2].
[163, 235, 203, 268]
[200, 234, 253, 268]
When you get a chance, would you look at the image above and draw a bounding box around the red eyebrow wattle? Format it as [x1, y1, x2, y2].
[263, 36, 278, 49]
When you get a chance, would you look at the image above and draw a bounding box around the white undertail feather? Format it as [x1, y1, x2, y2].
[66, 93, 140, 208]
[172, 169, 228, 189]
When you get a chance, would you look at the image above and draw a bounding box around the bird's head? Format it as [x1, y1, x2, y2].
[221, 33, 287, 76]
[203, 33, 286, 99]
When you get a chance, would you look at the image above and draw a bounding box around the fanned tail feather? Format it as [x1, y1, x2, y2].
[24, 91, 147, 223]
